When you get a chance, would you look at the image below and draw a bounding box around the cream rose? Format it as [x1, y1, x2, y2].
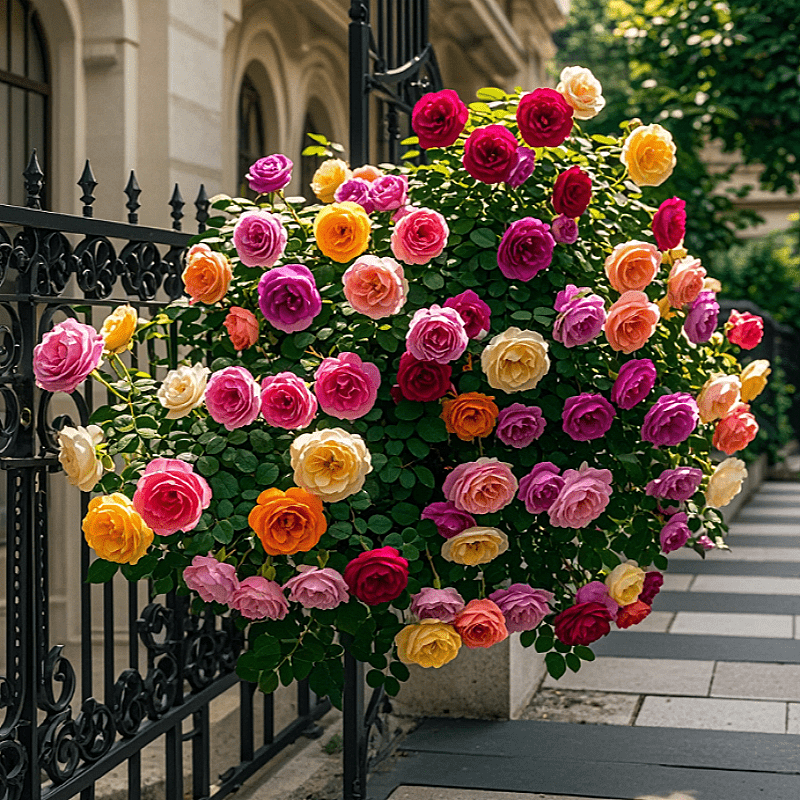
[740, 359, 771, 403]
[440, 527, 509, 566]
[705, 457, 747, 508]
[605, 561, 645, 605]
[697, 374, 741, 423]
[290, 427, 372, 502]
[101, 305, 138, 354]
[556, 66, 606, 120]
[58, 424, 104, 491]
[620, 123, 677, 187]
[311, 159, 352, 204]
[157, 363, 210, 419]
[481, 327, 550, 393]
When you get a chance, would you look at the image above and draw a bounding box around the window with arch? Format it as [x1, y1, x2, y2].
[300, 100, 334, 202]
[237, 73, 265, 199]
[0, 0, 50, 206]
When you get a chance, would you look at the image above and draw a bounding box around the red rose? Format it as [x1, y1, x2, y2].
[516, 88, 574, 148]
[553, 601, 612, 646]
[396, 352, 452, 402]
[552, 166, 592, 217]
[639, 571, 663, 605]
[615, 600, 652, 629]
[726, 310, 764, 350]
[344, 546, 409, 606]
[652, 197, 686, 251]
[412, 89, 469, 150]
[462, 125, 519, 184]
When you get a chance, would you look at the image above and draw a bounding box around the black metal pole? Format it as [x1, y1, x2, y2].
[349, 0, 371, 167]
[342, 644, 366, 800]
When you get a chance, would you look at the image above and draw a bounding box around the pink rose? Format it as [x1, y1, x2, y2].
[660, 512, 690, 554]
[488, 584, 554, 632]
[369, 174, 408, 212]
[406, 305, 468, 364]
[548, 463, 613, 529]
[713, 403, 759, 455]
[410, 587, 466, 623]
[645, 467, 703, 502]
[697, 534, 715, 550]
[641, 393, 699, 448]
[283, 566, 349, 610]
[334, 178, 374, 213]
[652, 197, 686, 251]
[232, 210, 287, 268]
[553, 285, 606, 347]
[183, 555, 239, 604]
[518, 462, 564, 514]
[576, 580, 620, 620]
[442, 457, 518, 515]
[342, 256, 407, 319]
[260, 372, 317, 430]
[726, 310, 764, 350]
[390, 208, 449, 265]
[551, 215, 579, 245]
[314, 352, 380, 420]
[133, 458, 212, 536]
[667, 256, 706, 308]
[245, 154, 293, 194]
[421, 501, 476, 539]
[611, 359, 657, 410]
[411, 89, 469, 149]
[496, 404, 546, 449]
[506, 146, 536, 189]
[33, 318, 104, 393]
[443, 290, 491, 340]
[562, 393, 616, 441]
[205, 366, 261, 430]
[230, 576, 289, 620]
[223, 307, 259, 351]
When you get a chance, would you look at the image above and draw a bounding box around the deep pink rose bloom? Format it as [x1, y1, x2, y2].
[684, 291, 719, 344]
[395, 353, 452, 402]
[246, 154, 293, 194]
[406, 305, 468, 364]
[412, 89, 469, 149]
[391, 208, 449, 265]
[518, 462, 564, 514]
[660, 512, 691, 554]
[562, 393, 616, 441]
[183, 555, 239, 605]
[34, 318, 104, 394]
[314, 352, 380, 420]
[421, 501, 476, 539]
[642, 392, 699, 447]
[645, 467, 703, 501]
[652, 197, 686, 251]
[553, 284, 606, 347]
[258, 263, 322, 333]
[551, 215, 579, 244]
[576, 581, 620, 620]
[463, 125, 519, 184]
[506, 146, 536, 188]
[697, 534, 715, 550]
[552, 166, 592, 217]
[496, 404, 546, 449]
[232, 210, 287, 268]
[548, 464, 613, 529]
[554, 602, 612, 646]
[133, 458, 212, 536]
[611, 358, 657, 409]
[205, 366, 261, 430]
[369, 174, 408, 212]
[497, 217, 555, 282]
[516, 88, 574, 148]
[344, 546, 409, 606]
[442, 457, 518, 515]
[488, 584, 554, 633]
[443, 290, 491, 340]
[231, 577, 289, 620]
[334, 178, 374, 213]
[283, 566, 349, 610]
[410, 587, 466, 623]
[639, 571, 664, 605]
[726, 310, 764, 350]
[260, 372, 317, 430]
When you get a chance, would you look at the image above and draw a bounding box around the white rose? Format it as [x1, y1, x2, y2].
[557, 66, 606, 120]
[705, 457, 747, 508]
[157, 363, 210, 419]
[480, 327, 550, 393]
[58, 425, 104, 491]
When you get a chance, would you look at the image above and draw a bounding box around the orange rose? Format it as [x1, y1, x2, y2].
[454, 598, 508, 649]
[604, 241, 661, 294]
[352, 165, 383, 182]
[667, 256, 706, 308]
[441, 392, 499, 441]
[83, 493, 154, 565]
[604, 291, 660, 354]
[313, 202, 371, 263]
[713, 403, 759, 455]
[248, 487, 327, 556]
[182, 243, 233, 305]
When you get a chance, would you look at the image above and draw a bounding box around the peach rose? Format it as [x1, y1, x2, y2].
[713, 403, 758, 455]
[311, 158, 352, 203]
[313, 202, 371, 263]
[454, 599, 508, 649]
[101, 305, 138, 354]
[740, 359, 771, 403]
[395, 620, 462, 668]
[620, 123, 677, 187]
[441, 392, 499, 441]
[667, 256, 706, 308]
[440, 526, 509, 566]
[605, 561, 645, 606]
[697, 374, 742, 423]
[342, 255, 408, 319]
[182, 243, 233, 305]
[556, 65, 606, 120]
[604, 241, 662, 293]
[705, 457, 747, 508]
[442, 457, 518, 515]
[248, 487, 327, 556]
[223, 307, 259, 350]
[352, 165, 383, 182]
[604, 291, 660, 353]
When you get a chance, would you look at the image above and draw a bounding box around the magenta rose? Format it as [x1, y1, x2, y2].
[283, 566, 349, 610]
[231, 577, 289, 620]
[552, 166, 592, 217]
[133, 458, 212, 536]
[516, 88, 574, 148]
[410, 587, 465, 623]
[406, 305, 468, 364]
[611, 359, 657, 409]
[660, 512, 691, 554]
[497, 217, 555, 282]
[257, 263, 322, 333]
[443, 290, 491, 340]
[391, 208, 449, 265]
[395, 353, 452, 403]
[334, 178, 374, 213]
[642, 392, 699, 447]
[645, 467, 703, 502]
[183, 555, 239, 604]
[260, 372, 317, 430]
[548, 464, 613, 529]
[551, 215, 579, 245]
[496, 404, 546, 449]
[697, 534, 715, 550]
[411, 89, 469, 149]
[421, 501, 476, 539]
[462, 125, 519, 184]
[488, 584, 554, 633]
[518, 462, 564, 514]
[506, 146, 536, 189]
[639, 571, 664, 605]
[369, 174, 408, 212]
[442, 457, 518, 515]
[344, 546, 409, 606]
[232, 210, 287, 268]
[314, 352, 380, 420]
[684, 291, 719, 344]
[33, 318, 104, 393]
[205, 366, 261, 430]
[576, 581, 620, 620]
[245, 154, 293, 194]
[554, 602, 612, 646]
[553, 284, 606, 347]
[652, 197, 686, 251]
[562, 393, 616, 441]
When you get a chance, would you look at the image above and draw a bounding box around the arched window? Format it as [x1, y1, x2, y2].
[237, 73, 265, 199]
[0, 0, 50, 206]
[300, 100, 334, 202]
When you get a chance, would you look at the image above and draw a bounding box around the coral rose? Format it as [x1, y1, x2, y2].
[516, 88, 574, 148]
[183, 243, 233, 304]
[726, 310, 764, 350]
[352, 165, 383, 182]
[395, 620, 462, 668]
[390, 208, 449, 265]
[605, 561, 645, 605]
[58, 424, 104, 492]
[552, 166, 592, 217]
[548, 463, 613, 529]
[314, 352, 380, 420]
[713, 403, 758, 455]
[604, 291, 660, 354]
[157, 363, 209, 419]
[652, 197, 687, 251]
[454, 599, 509, 649]
[440, 526, 509, 566]
[697, 374, 742, 423]
[183, 555, 239, 604]
[83, 493, 154, 565]
[667, 256, 706, 308]
[616, 601, 652, 629]
[442, 457, 518, 515]
[223, 307, 259, 350]
[231, 577, 289, 620]
[248, 487, 326, 556]
[554, 602, 612, 646]
[232, 212, 287, 268]
[342, 255, 408, 319]
[344, 546, 409, 605]
[740, 359, 771, 403]
[556, 65, 606, 120]
[604, 241, 662, 294]
[313, 202, 371, 263]
[441, 392, 499, 441]
[411, 89, 469, 150]
[101, 304, 137, 354]
[311, 158, 351, 204]
[283, 566, 349, 610]
[481, 327, 550, 393]
[705, 457, 747, 508]
[33, 318, 104, 394]
[620, 123, 676, 187]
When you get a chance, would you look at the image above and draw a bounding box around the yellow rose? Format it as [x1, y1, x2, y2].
[440, 526, 509, 566]
[313, 202, 371, 263]
[656, 295, 678, 321]
[480, 327, 550, 393]
[697, 374, 741, 423]
[620, 123, 677, 187]
[83, 493, 154, 564]
[705, 457, 747, 508]
[311, 158, 352, 204]
[58, 424, 104, 491]
[557, 65, 606, 120]
[157, 363, 210, 419]
[290, 427, 372, 502]
[101, 305, 138, 354]
[703, 277, 722, 294]
[605, 561, 645, 605]
[395, 619, 462, 668]
[740, 359, 771, 403]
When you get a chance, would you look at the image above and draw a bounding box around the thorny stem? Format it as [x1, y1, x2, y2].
[277, 190, 305, 228]
[425, 548, 442, 589]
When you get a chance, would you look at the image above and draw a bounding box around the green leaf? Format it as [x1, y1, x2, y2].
[210, 472, 239, 500]
[368, 514, 393, 535]
[212, 520, 235, 544]
[366, 669, 385, 688]
[406, 438, 430, 459]
[389, 661, 410, 681]
[256, 463, 280, 485]
[534, 636, 554, 653]
[574, 646, 596, 662]
[417, 417, 448, 443]
[391, 502, 419, 526]
[258, 670, 279, 694]
[197, 456, 220, 476]
[395, 401, 423, 421]
[566, 653, 582, 673]
[86, 559, 118, 583]
[423, 272, 445, 290]
[545, 652, 567, 680]
[470, 227, 496, 248]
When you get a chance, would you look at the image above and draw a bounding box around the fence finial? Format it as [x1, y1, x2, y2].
[24, 149, 45, 209]
[78, 161, 98, 218]
[169, 184, 184, 231]
[125, 171, 141, 224]
[194, 184, 209, 232]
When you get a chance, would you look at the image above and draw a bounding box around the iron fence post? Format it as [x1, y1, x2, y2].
[342, 645, 366, 800]
[349, 0, 371, 167]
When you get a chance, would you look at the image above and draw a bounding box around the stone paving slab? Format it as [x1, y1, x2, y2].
[733, 513, 800, 526]
[727, 523, 800, 536]
[788, 704, 800, 735]
[669, 546, 800, 562]
[669, 560, 800, 575]
[689, 575, 800, 594]
[655, 590, 800, 614]
[520, 690, 639, 726]
[625, 611, 673, 633]
[660, 574, 693, 591]
[634, 696, 788, 734]
[669, 611, 794, 638]
[388, 789, 623, 800]
[711, 662, 800, 702]
[722, 534, 800, 547]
